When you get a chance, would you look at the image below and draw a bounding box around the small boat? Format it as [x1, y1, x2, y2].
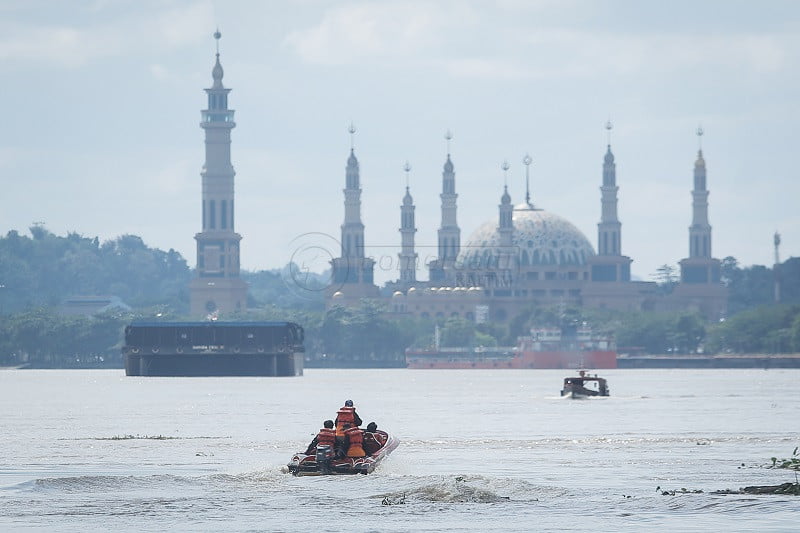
[287, 430, 399, 476]
[561, 370, 610, 398]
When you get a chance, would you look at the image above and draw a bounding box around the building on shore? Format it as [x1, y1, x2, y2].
[326, 126, 726, 322]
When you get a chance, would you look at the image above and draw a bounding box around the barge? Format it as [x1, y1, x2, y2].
[123, 321, 304, 377]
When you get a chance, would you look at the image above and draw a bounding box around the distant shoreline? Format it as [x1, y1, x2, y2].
[5, 354, 800, 370]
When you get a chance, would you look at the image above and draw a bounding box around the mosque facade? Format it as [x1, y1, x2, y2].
[326, 129, 727, 322]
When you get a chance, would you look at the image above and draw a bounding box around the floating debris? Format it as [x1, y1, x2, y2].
[659, 487, 703, 496]
[382, 493, 406, 505]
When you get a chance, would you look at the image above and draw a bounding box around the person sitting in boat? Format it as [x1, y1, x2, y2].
[362, 422, 384, 455]
[304, 419, 336, 456]
[344, 424, 366, 458]
[334, 423, 351, 458]
[335, 399, 362, 437]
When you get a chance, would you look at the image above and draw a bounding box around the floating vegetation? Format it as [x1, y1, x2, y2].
[656, 486, 703, 496]
[768, 447, 800, 470]
[713, 483, 800, 496]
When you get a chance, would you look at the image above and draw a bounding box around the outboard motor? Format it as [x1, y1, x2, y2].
[315, 445, 332, 475]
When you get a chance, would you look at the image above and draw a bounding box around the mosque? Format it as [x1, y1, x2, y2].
[186, 32, 726, 322]
[327, 126, 727, 322]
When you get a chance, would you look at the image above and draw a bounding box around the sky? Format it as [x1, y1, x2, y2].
[1, 0, 798, 286]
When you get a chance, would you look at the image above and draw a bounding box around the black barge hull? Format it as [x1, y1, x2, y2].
[125, 351, 303, 377]
[123, 321, 304, 377]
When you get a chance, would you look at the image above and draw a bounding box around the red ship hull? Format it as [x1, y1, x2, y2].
[406, 349, 617, 369]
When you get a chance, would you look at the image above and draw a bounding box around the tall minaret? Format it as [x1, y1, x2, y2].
[341, 124, 365, 260]
[598, 121, 622, 256]
[588, 121, 632, 282]
[430, 131, 460, 283]
[189, 30, 248, 317]
[328, 125, 378, 302]
[398, 162, 417, 285]
[688, 127, 712, 259]
[496, 161, 515, 281]
[498, 161, 514, 248]
[679, 126, 721, 286]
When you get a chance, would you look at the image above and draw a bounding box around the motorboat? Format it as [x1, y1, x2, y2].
[288, 429, 399, 476]
[561, 370, 610, 398]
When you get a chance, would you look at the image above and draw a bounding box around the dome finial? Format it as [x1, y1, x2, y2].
[523, 153, 533, 208]
[211, 29, 224, 87]
[444, 129, 453, 155]
[605, 119, 613, 146]
[348, 122, 356, 150]
[696, 124, 704, 152]
[403, 160, 412, 188]
[501, 159, 510, 187]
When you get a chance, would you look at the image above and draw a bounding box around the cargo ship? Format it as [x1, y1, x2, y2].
[405, 324, 616, 369]
[123, 321, 304, 377]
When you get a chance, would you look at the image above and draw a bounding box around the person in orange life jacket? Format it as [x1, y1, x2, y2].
[304, 420, 336, 455]
[335, 399, 362, 436]
[334, 423, 351, 458]
[344, 424, 366, 458]
[362, 421, 383, 455]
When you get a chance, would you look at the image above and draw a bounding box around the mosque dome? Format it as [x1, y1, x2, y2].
[457, 206, 595, 269]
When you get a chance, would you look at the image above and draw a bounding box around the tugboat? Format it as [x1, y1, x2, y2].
[560, 370, 610, 398]
[288, 429, 399, 476]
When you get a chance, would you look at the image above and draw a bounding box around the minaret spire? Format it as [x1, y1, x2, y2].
[499, 161, 513, 247]
[189, 29, 248, 317]
[341, 124, 364, 258]
[430, 130, 461, 282]
[587, 119, 632, 282]
[677, 125, 724, 318]
[689, 126, 711, 259]
[399, 162, 417, 285]
[598, 120, 622, 256]
[328, 124, 378, 299]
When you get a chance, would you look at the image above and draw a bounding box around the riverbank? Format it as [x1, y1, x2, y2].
[617, 353, 800, 369]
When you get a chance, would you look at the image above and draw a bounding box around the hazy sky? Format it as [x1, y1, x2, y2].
[1, 0, 798, 285]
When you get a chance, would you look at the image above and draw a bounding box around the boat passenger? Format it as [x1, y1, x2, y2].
[362, 422, 383, 455]
[335, 399, 362, 436]
[345, 425, 366, 458]
[334, 423, 351, 458]
[304, 419, 335, 455]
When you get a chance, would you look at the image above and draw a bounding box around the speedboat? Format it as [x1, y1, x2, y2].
[287, 429, 399, 476]
[561, 370, 610, 398]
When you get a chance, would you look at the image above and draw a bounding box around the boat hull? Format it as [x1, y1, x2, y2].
[125, 351, 303, 377]
[288, 432, 399, 476]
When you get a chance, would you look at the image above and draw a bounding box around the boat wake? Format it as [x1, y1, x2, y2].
[19, 468, 289, 495]
[373, 474, 560, 504]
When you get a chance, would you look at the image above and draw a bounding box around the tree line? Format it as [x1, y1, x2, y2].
[1, 227, 799, 367]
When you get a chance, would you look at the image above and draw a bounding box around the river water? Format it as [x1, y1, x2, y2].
[0, 368, 798, 532]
